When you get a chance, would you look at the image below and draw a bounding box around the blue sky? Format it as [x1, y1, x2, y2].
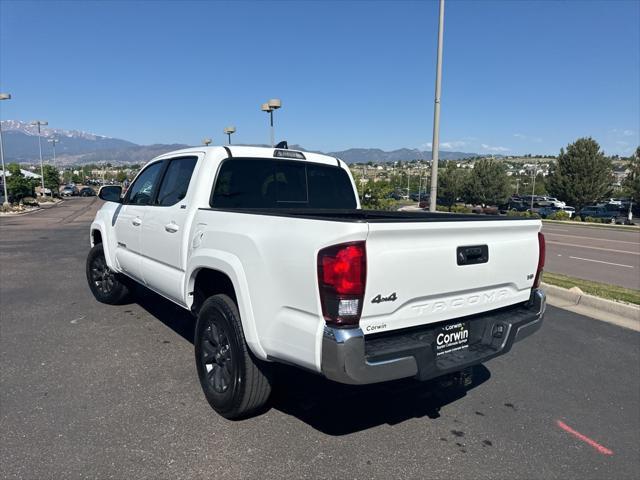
[1, 0, 638, 156]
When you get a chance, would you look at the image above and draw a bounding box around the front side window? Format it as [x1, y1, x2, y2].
[156, 157, 198, 206]
[125, 161, 163, 205]
[211, 158, 357, 209]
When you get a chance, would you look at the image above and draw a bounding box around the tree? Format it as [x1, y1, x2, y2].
[42, 165, 60, 196]
[5, 163, 34, 201]
[439, 162, 469, 209]
[464, 159, 510, 205]
[547, 137, 612, 209]
[116, 171, 127, 183]
[622, 146, 640, 203]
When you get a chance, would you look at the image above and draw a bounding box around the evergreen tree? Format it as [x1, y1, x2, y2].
[439, 162, 469, 209]
[622, 146, 640, 203]
[465, 159, 510, 205]
[547, 138, 612, 209]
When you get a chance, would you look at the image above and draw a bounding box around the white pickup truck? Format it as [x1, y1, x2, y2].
[87, 145, 546, 419]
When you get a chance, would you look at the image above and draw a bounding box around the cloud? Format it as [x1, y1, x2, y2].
[440, 140, 467, 150]
[513, 133, 526, 139]
[481, 144, 510, 152]
[622, 130, 634, 137]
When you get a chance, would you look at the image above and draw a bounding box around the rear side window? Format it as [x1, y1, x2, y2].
[211, 158, 357, 209]
[156, 156, 198, 206]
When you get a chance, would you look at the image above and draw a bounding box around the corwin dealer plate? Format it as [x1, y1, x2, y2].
[435, 321, 470, 357]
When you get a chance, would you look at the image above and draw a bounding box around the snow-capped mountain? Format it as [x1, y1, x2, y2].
[1, 120, 138, 163]
[0, 120, 479, 166]
[1, 120, 121, 141]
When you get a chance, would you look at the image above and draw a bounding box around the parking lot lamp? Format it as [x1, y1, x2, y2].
[30, 120, 49, 196]
[203, 138, 212, 146]
[0, 93, 11, 208]
[261, 98, 281, 147]
[48, 138, 60, 185]
[224, 126, 236, 145]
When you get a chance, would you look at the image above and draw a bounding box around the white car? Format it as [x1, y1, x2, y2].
[87, 145, 546, 419]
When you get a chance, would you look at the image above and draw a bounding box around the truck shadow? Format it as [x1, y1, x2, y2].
[270, 363, 490, 435]
[134, 286, 491, 436]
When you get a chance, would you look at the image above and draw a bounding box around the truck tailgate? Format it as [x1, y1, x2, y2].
[360, 219, 541, 334]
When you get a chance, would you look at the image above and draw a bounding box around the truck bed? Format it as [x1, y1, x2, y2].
[200, 207, 528, 223]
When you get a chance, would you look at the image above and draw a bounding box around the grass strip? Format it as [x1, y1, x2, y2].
[543, 272, 640, 305]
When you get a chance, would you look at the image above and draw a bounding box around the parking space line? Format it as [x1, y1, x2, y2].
[545, 232, 640, 245]
[556, 420, 613, 455]
[546, 241, 640, 255]
[568, 256, 634, 268]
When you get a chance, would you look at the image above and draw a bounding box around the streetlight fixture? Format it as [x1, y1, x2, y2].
[261, 98, 281, 147]
[202, 138, 212, 146]
[0, 93, 11, 208]
[31, 120, 49, 196]
[223, 126, 236, 145]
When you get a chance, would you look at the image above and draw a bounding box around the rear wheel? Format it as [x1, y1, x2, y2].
[86, 243, 130, 304]
[195, 294, 272, 419]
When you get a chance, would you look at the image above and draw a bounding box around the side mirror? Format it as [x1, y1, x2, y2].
[99, 185, 123, 203]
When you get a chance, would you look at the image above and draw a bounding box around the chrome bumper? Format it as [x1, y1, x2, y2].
[321, 289, 546, 385]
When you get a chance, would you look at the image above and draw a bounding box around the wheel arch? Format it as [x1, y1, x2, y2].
[186, 254, 266, 360]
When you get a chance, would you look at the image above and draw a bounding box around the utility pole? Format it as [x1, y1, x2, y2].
[429, 0, 445, 212]
[0, 93, 11, 208]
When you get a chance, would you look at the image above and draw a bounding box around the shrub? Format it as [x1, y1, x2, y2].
[548, 210, 570, 220]
[451, 204, 473, 214]
[506, 209, 527, 217]
[572, 215, 582, 222]
[21, 197, 38, 206]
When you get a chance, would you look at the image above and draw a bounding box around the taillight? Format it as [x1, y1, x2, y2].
[533, 232, 545, 288]
[317, 242, 366, 327]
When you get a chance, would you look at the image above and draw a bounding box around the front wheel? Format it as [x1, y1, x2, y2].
[86, 243, 131, 304]
[195, 294, 272, 419]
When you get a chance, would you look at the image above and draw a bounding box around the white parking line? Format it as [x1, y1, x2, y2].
[569, 256, 634, 268]
[546, 240, 640, 255]
[545, 232, 640, 246]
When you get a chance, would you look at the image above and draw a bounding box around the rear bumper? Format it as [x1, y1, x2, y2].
[321, 289, 546, 385]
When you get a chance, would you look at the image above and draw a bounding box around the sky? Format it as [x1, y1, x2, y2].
[1, 0, 639, 156]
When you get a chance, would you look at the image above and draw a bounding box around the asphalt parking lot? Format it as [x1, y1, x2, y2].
[1, 198, 639, 480]
[543, 222, 640, 289]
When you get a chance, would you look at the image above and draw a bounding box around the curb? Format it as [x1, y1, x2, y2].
[542, 219, 640, 231]
[542, 282, 640, 331]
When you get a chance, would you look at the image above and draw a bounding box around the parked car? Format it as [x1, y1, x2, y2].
[577, 205, 618, 222]
[61, 186, 79, 197]
[87, 145, 546, 419]
[79, 187, 96, 197]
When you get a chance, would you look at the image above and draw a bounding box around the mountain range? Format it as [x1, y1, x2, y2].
[1, 120, 479, 165]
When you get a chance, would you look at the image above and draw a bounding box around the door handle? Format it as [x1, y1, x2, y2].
[165, 222, 179, 233]
[132, 217, 142, 226]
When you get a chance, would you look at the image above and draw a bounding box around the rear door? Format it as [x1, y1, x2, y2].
[141, 155, 199, 303]
[113, 160, 165, 281]
[360, 219, 541, 334]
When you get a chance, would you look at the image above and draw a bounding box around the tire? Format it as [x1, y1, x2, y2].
[195, 294, 272, 419]
[86, 243, 131, 304]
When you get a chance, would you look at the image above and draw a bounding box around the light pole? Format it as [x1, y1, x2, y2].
[428, 0, 445, 212]
[31, 120, 49, 196]
[48, 138, 59, 192]
[0, 93, 11, 208]
[224, 126, 236, 145]
[261, 98, 281, 147]
[202, 138, 212, 146]
[530, 159, 537, 210]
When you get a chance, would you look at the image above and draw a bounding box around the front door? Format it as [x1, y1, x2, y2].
[141, 155, 199, 303]
[113, 160, 165, 281]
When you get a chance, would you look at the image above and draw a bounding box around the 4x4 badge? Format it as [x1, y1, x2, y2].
[372, 292, 398, 304]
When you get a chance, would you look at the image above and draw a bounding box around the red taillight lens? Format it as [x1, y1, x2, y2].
[533, 232, 545, 288]
[318, 242, 366, 327]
